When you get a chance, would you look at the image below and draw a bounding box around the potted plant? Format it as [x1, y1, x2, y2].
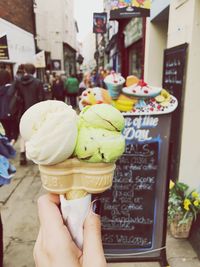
[168, 180, 200, 238]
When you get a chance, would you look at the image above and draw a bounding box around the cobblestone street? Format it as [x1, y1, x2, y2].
[0, 146, 200, 267]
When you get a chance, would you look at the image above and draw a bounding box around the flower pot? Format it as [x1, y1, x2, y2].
[170, 214, 193, 238]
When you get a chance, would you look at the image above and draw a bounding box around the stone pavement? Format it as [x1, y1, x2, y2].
[0, 148, 200, 267]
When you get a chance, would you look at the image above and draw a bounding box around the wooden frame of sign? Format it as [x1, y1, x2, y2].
[97, 113, 172, 267]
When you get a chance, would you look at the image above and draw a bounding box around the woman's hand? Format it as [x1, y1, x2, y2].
[34, 194, 107, 267]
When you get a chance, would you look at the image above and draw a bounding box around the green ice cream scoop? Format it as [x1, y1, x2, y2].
[78, 104, 125, 131]
[75, 127, 125, 163]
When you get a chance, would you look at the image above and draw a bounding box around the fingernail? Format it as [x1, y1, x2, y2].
[92, 199, 101, 215]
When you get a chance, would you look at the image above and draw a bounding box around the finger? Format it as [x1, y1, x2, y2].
[34, 228, 50, 267]
[37, 193, 77, 242]
[37, 193, 65, 230]
[83, 200, 107, 267]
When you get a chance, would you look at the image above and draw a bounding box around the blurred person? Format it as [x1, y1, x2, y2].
[0, 124, 16, 267]
[34, 194, 107, 267]
[98, 66, 106, 88]
[43, 72, 52, 100]
[91, 69, 100, 87]
[52, 74, 65, 101]
[79, 72, 92, 95]
[104, 64, 112, 77]
[14, 64, 25, 81]
[64, 73, 79, 108]
[49, 72, 56, 86]
[0, 69, 19, 143]
[16, 63, 45, 165]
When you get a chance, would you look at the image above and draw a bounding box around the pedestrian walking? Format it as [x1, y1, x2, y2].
[91, 69, 100, 87]
[16, 63, 45, 165]
[52, 74, 65, 101]
[79, 72, 92, 95]
[64, 74, 79, 108]
[0, 69, 20, 143]
[0, 124, 16, 267]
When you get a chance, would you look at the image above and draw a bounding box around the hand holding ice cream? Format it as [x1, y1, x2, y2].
[20, 100, 125, 249]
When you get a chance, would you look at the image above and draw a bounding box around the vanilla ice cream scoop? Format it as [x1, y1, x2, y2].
[20, 100, 78, 165]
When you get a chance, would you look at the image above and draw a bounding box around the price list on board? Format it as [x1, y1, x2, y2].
[101, 142, 159, 249]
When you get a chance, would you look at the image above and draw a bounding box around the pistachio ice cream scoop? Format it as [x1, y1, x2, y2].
[78, 103, 125, 131]
[75, 127, 125, 163]
[75, 104, 125, 163]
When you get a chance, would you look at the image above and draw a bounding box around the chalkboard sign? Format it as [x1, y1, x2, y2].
[163, 43, 188, 95]
[99, 114, 172, 265]
[162, 43, 188, 181]
[101, 141, 158, 249]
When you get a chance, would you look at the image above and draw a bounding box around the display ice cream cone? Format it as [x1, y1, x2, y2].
[104, 73, 125, 99]
[39, 157, 116, 197]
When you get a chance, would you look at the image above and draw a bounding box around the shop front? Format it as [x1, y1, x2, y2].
[0, 18, 35, 76]
[107, 0, 149, 78]
[144, 0, 200, 259]
[124, 17, 145, 79]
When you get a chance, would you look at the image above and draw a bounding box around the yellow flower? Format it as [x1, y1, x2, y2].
[184, 199, 191, 211]
[194, 200, 199, 207]
[169, 180, 175, 190]
[192, 191, 199, 199]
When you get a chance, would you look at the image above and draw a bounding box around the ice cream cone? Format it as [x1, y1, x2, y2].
[39, 157, 116, 197]
[65, 190, 88, 200]
[104, 73, 125, 99]
[39, 157, 116, 248]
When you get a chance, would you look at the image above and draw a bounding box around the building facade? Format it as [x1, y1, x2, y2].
[144, 0, 200, 257]
[144, 0, 200, 189]
[34, 0, 78, 76]
[0, 0, 36, 76]
[103, 0, 146, 78]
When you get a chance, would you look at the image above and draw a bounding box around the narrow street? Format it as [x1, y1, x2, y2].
[0, 143, 200, 267]
[0, 146, 43, 267]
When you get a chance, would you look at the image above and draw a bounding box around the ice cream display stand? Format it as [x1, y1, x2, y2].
[99, 109, 177, 266]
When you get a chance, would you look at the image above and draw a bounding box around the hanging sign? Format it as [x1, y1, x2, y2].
[34, 50, 46, 68]
[0, 35, 9, 60]
[51, 59, 61, 71]
[110, 0, 151, 20]
[93, 12, 107, 34]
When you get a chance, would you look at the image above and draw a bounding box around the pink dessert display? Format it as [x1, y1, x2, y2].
[122, 80, 178, 115]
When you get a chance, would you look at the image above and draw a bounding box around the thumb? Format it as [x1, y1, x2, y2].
[82, 199, 107, 267]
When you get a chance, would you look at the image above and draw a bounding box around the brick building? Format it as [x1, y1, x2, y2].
[0, 0, 36, 76]
[0, 0, 35, 34]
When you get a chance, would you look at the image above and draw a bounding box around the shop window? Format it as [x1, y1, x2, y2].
[129, 48, 142, 79]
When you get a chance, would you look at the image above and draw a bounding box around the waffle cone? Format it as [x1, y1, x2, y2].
[39, 158, 116, 195]
[65, 190, 88, 200]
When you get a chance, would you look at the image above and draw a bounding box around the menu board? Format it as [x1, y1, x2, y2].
[0, 35, 9, 60]
[162, 43, 188, 181]
[101, 141, 158, 249]
[99, 114, 172, 263]
[163, 43, 188, 97]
